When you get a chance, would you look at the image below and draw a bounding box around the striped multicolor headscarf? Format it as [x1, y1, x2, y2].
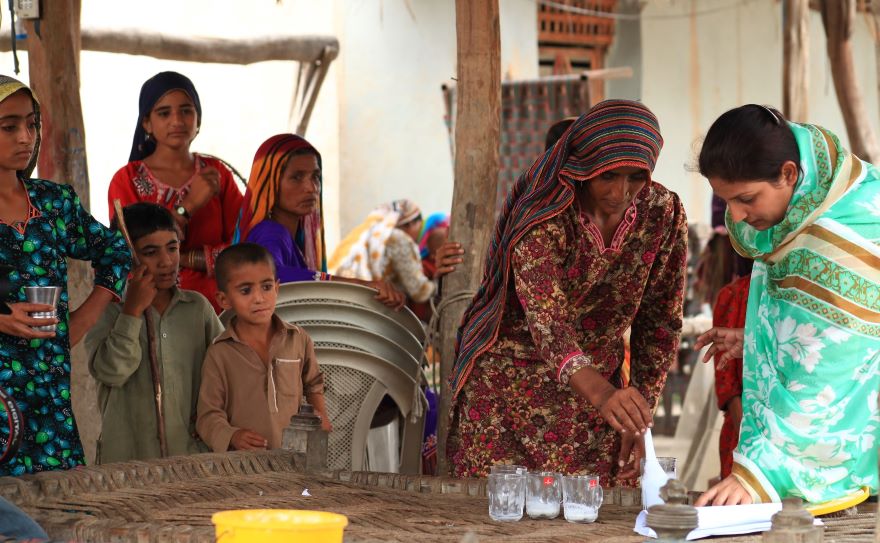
[0, 75, 40, 178]
[450, 99, 663, 399]
[234, 134, 326, 272]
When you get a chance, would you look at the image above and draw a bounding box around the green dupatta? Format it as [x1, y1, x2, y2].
[728, 123, 880, 504]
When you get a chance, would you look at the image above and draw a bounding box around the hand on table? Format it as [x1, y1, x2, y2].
[694, 475, 753, 506]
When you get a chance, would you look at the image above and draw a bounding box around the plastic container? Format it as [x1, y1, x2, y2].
[212, 509, 348, 543]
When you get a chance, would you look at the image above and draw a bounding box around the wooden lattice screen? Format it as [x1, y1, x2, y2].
[538, 0, 618, 47]
[537, 0, 618, 103]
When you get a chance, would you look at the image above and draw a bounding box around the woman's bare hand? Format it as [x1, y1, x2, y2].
[434, 241, 464, 278]
[596, 387, 652, 435]
[695, 327, 744, 367]
[370, 280, 406, 310]
[181, 166, 221, 213]
[695, 475, 753, 506]
[0, 302, 56, 339]
[617, 431, 645, 479]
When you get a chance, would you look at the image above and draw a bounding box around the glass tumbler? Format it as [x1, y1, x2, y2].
[640, 457, 677, 510]
[487, 472, 526, 522]
[526, 471, 561, 519]
[562, 474, 603, 523]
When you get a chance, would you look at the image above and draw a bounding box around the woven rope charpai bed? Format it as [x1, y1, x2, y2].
[0, 450, 875, 542]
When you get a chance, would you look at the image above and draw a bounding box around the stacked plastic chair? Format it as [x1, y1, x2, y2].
[221, 281, 428, 474]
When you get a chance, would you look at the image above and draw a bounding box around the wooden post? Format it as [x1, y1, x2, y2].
[23, 1, 100, 464]
[437, 0, 501, 475]
[782, 0, 809, 122]
[819, 0, 880, 163]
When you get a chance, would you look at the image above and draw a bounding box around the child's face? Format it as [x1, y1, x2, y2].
[216, 261, 279, 326]
[0, 91, 37, 174]
[142, 90, 198, 151]
[133, 229, 180, 290]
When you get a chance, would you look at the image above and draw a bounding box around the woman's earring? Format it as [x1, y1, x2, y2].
[145, 132, 152, 141]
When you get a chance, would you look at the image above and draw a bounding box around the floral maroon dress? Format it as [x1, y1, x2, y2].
[712, 274, 750, 479]
[448, 183, 688, 487]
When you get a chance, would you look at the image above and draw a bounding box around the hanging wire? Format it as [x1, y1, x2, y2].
[536, 0, 755, 21]
[6, 0, 19, 74]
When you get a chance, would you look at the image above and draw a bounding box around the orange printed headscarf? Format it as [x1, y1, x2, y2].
[234, 134, 326, 272]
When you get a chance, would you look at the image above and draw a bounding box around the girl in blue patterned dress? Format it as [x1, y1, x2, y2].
[0, 75, 131, 476]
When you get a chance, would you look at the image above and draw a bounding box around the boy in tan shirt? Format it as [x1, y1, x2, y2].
[196, 243, 331, 452]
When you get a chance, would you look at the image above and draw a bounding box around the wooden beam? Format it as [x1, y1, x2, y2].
[782, 0, 809, 122]
[819, 0, 880, 163]
[438, 0, 502, 475]
[1, 28, 339, 64]
[23, 1, 101, 464]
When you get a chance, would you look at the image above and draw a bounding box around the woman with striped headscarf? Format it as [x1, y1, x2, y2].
[235, 134, 405, 309]
[447, 100, 688, 485]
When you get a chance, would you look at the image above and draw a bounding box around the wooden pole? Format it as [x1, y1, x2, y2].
[782, 0, 809, 122]
[22, 1, 101, 463]
[437, 0, 501, 476]
[1, 29, 339, 64]
[819, 0, 880, 163]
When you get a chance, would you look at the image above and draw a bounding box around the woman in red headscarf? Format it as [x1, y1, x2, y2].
[447, 100, 689, 486]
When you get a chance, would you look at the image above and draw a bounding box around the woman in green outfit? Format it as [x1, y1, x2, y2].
[695, 104, 879, 506]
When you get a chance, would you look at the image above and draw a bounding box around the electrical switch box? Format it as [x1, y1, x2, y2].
[16, 0, 39, 20]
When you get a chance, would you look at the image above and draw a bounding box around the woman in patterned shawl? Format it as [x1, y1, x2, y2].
[0, 75, 131, 475]
[330, 200, 463, 307]
[447, 100, 688, 485]
[695, 105, 880, 506]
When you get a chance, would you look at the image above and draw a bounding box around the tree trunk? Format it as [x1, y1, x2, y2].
[782, 0, 809, 122]
[23, 2, 100, 464]
[437, 0, 501, 476]
[820, 0, 880, 163]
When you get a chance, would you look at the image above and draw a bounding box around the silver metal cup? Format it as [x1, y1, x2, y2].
[24, 286, 61, 332]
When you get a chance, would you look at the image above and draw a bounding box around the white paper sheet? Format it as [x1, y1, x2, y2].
[633, 503, 823, 540]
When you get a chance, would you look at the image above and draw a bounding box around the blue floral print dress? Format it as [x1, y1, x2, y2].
[0, 178, 130, 476]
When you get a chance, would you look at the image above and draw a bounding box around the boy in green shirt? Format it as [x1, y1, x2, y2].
[85, 203, 223, 463]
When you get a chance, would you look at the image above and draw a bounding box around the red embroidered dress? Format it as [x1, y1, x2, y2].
[712, 274, 750, 479]
[108, 154, 243, 312]
[448, 183, 688, 486]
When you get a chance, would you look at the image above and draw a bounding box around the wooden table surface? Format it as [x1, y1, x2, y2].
[0, 450, 875, 542]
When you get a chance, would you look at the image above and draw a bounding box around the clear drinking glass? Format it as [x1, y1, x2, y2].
[490, 463, 528, 475]
[525, 471, 561, 519]
[640, 457, 677, 510]
[561, 475, 603, 523]
[487, 473, 526, 522]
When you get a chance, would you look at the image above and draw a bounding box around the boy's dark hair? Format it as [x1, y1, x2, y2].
[545, 117, 577, 150]
[111, 202, 177, 244]
[215, 243, 276, 291]
[698, 104, 800, 182]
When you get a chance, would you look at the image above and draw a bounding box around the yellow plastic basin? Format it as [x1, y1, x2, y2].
[212, 509, 348, 543]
